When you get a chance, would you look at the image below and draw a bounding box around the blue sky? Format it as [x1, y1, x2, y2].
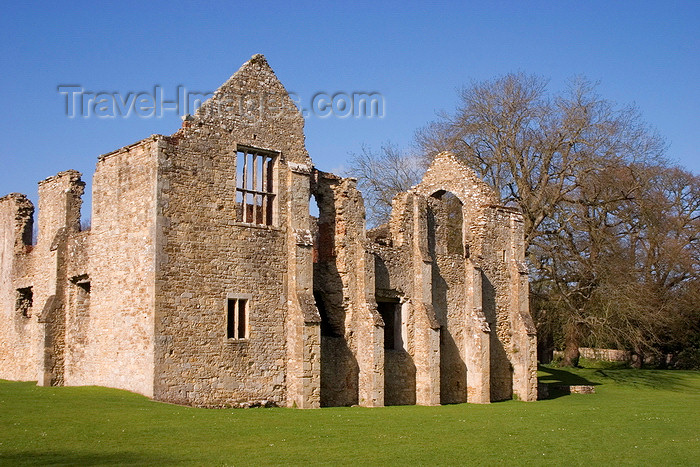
[1, 1, 698, 210]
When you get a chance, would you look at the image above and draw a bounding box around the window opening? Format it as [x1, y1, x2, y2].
[378, 301, 402, 350]
[315, 292, 341, 337]
[227, 298, 249, 339]
[236, 146, 276, 225]
[70, 276, 91, 319]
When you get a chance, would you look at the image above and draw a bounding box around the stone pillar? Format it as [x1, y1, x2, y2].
[0, 194, 35, 382]
[356, 249, 384, 407]
[0, 194, 34, 254]
[328, 178, 384, 407]
[285, 164, 321, 408]
[36, 170, 84, 248]
[465, 265, 491, 403]
[35, 171, 85, 387]
[509, 213, 538, 401]
[410, 194, 441, 406]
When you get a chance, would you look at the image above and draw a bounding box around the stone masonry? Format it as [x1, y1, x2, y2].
[0, 54, 537, 407]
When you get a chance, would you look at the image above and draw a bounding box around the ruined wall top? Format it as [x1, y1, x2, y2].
[37, 169, 83, 187]
[411, 151, 499, 206]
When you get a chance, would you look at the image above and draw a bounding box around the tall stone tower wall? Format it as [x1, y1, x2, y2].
[62, 138, 160, 395]
[0, 193, 36, 381]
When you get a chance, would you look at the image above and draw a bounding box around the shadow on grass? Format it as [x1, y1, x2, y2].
[538, 365, 700, 398]
[592, 369, 700, 393]
[0, 451, 184, 466]
[538, 366, 597, 386]
[538, 365, 598, 399]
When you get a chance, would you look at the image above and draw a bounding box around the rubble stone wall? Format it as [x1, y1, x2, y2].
[0, 56, 537, 408]
[64, 141, 158, 395]
[152, 55, 317, 408]
[0, 193, 37, 381]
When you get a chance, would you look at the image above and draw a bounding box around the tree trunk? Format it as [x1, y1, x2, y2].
[537, 329, 554, 364]
[562, 322, 580, 367]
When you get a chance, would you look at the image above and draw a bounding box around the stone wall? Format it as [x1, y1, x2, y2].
[0, 193, 36, 381]
[0, 55, 537, 408]
[152, 54, 319, 408]
[63, 139, 159, 395]
[312, 171, 383, 407]
[367, 152, 538, 404]
[0, 171, 86, 386]
[579, 347, 632, 362]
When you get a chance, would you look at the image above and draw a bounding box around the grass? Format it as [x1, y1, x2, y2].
[577, 356, 632, 370]
[1, 367, 698, 466]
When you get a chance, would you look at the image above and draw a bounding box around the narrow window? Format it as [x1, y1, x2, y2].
[237, 299, 246, 339]
[227, 298, 249, 340]
[378, 301, 402, 350]
[16, 287, 33, 318]
[236, 146, 277, 225]
[444, 193, 464, 256]
[227, 299, 236, 338]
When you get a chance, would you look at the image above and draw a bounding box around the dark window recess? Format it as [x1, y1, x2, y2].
[16, 287, 33, 318]
[227, 298, 248, 339]
[237, 300, 246, 339]
[236, 146, 276, 225]
[315, 292, 340, 337]
[378, 301, 401, 350]
[444, 193, 464, 256]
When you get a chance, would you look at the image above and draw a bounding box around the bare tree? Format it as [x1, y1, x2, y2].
[346, 143, 424, 228]
[531, 161, 698, 365]
[351, 72, 698, 367]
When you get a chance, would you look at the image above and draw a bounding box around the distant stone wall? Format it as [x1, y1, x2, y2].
[0, 170, 85, 386]
[366, 152, 538, 404]
[411, 153, 537, 403]
[579, 347, 631, 362]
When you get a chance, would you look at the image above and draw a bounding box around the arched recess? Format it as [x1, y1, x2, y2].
[427, 190, 469, 404]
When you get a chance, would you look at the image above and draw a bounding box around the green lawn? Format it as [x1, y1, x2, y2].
[1, 367, 698, 466]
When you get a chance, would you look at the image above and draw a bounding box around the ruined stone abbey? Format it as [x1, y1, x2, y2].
[0, 55, 537, 407]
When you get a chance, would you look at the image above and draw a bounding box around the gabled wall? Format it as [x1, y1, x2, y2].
[153, 54, 320, 408]
[368, 152, 537, 404]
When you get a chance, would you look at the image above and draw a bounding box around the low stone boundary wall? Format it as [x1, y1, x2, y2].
[552, 347, 632, 362]
[579, 347, 631, 362]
